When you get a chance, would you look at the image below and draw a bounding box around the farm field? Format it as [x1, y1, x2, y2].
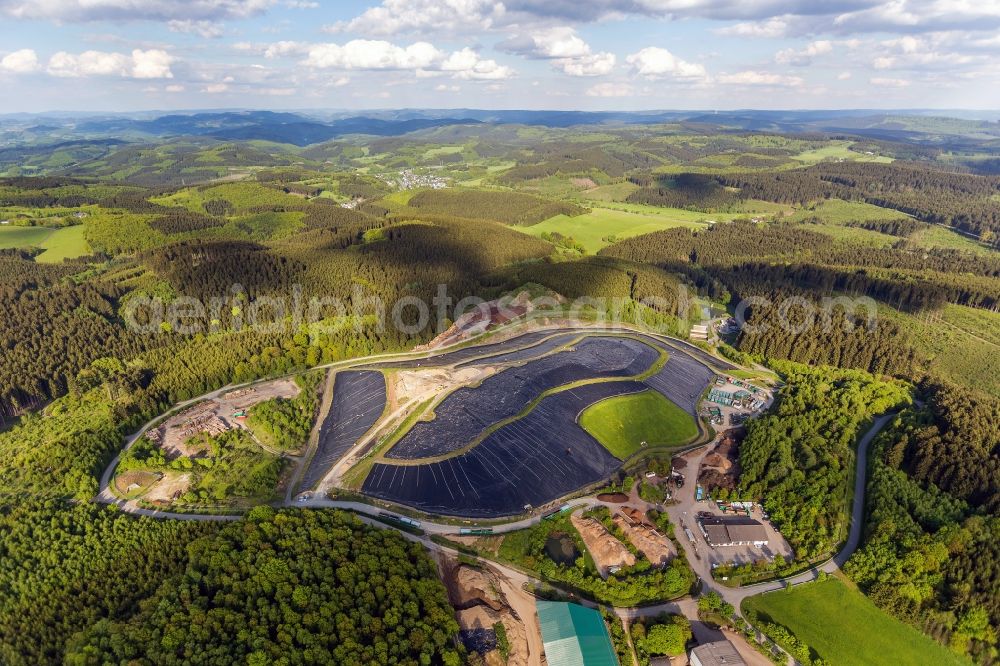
[578, 181, 640, 201]
[580, 389, 699, 458]
[791, 141, 893, 164]
[798, 222, 897, 247]
[519, 207, 712, 253]
[910, 224, 995, 255]
[0, 225, 51, 248]
[150, 181, 304, 213]
[743, 578, 969, 666]
[0, 224, 91, 262]
[36, 224, 91, 262]
[787, 198, 909, 224]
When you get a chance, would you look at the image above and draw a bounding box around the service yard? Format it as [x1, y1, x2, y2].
[147, 378, 301, 458]
[669, 444, 793, 571]
[111, 377, 303, 508]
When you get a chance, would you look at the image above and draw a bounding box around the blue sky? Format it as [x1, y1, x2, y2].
[1, 0, 999, 112]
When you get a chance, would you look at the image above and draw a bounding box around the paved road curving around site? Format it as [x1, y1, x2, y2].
[92, 320, 893, 629]
[706, 412, 895, 608]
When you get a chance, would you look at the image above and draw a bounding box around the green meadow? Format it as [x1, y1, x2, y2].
[0, 224, 91, 262]
[744, 578, 968, 666]
[519, 206, 712, 253]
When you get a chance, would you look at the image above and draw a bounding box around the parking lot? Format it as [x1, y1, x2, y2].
[693, 503, 794, 568]
[669, 446, 793, 572]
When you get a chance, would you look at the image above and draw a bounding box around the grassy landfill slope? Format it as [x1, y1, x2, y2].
[579, 389, 698, 458]
[744, 578, 969, 666]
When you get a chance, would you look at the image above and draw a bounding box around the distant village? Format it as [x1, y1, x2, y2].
[377, 168, 448, 191]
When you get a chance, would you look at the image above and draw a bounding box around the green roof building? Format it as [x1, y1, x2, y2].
[537, 600, 619, 666]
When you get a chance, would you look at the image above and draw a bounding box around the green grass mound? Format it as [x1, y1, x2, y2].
[743, 578, 969, 666]
[579, 389, 698, 459]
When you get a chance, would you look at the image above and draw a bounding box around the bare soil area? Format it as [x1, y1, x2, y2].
[114, 470, 162, 495]
[414, 291, 535, 350]
[613, 513, 675, 566]
[699, 429, 744, 493]
[722, 628, 776, 666]
[571, 513, 635, 577]
[144, 472, 191, 504]
[393, 365, 496, 409]
[440, 555, 539, 666]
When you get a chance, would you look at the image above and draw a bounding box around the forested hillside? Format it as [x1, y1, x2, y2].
[737, 362, 911, 558]
[66, 508, 461, 665]
[600, 216, 999, 378]
[847, 382, 1000, 663]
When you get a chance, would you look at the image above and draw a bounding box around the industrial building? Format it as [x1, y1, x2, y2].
[537, 600, 618, 666]
[700, 516, 769, 547]
[690, 639, 747, 666]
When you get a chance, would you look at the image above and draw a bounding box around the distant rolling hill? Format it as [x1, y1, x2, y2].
[74, 111, 481, 146]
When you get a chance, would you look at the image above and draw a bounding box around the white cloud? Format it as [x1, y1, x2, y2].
[440, 48, 480, 72]
[167, 19, 223, 38]
[165, 83, 185, 92]
[500, 27, 615, 77]
[130, 49, 175, 78]
[304, 40, 442, 70]
[46, 49, 175, 78]
[0, 48, 39, 73]
[833, 0, 1000, 34]
[585, 81, 633, 97]
[715, 17, 790, 38]
[442, 49, 515, 80]
[625, 47, 706, 79]
[501, 27, 591, 59]
[557, 52, 615, 76]
[434, 83, 460, 91]
[775, 40, 833, 65]
[202, 82, 230, 93]
[837, 71, 852, 79]
[263, 41, 309, 58]
[0, 0, 276, 22]
[47, 51, 128, 77]
[718, 70, 804, 86]
[871, 34, 982, 71]
[257, 86, 296, 95]
[327, 0, 504, 36]
[303, 41, 514, 80]
[870, 76, 910, 87]
[330, 0, 944, 35]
